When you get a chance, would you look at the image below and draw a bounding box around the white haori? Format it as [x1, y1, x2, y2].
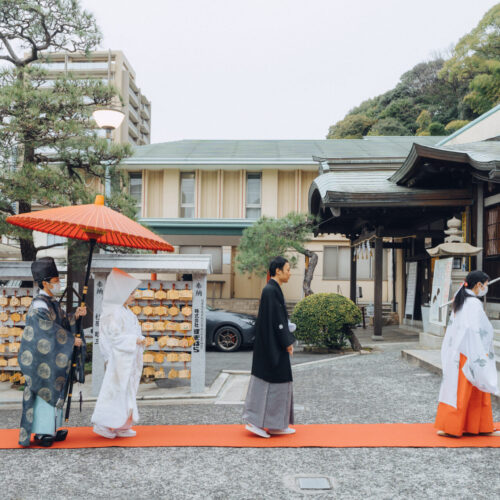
[243, 375, 294, 430]
[439, 289, 499, 408]
[91, 269, 144, 429]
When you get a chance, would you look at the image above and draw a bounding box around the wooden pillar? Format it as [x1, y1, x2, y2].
[476, 183, 484, 269]
[373, 235, 384, 339]
[350, 244, 357, 303]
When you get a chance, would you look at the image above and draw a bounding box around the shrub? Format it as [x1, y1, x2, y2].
[445, 119, 470, 133]
[291, 293, 362, 350]
[428, 122, 446, 135]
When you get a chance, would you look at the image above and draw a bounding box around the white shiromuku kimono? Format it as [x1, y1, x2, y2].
[91, 269, 144, 429]
[439, 289, 499, 408]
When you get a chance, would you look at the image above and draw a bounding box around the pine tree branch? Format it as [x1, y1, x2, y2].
[0, 204, 15, 215]
[35, 242, 66, 252]
[0, 34, 21, 65]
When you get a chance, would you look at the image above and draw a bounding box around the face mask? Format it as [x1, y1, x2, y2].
[49, 282, 62, 295]
[477, 285, 488, 297]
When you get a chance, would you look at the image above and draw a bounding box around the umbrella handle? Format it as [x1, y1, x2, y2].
[66, 238, 97, 422]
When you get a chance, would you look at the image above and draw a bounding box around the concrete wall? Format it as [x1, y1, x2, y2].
[140, 166, 322, 220]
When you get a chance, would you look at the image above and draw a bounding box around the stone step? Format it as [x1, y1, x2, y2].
[494, 340, 500, 358]
[421, 332, 500, 367]
[402, 349, 500, 404]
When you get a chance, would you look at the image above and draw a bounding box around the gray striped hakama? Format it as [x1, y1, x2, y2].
[243, 375, 294, 430]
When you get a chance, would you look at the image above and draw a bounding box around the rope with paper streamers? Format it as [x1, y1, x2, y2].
[350, 235, 416, 262]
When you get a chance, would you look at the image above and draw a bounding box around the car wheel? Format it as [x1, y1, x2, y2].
[214, 326, 242, 352]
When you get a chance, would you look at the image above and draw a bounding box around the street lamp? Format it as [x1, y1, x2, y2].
[92, 108, 125, 199]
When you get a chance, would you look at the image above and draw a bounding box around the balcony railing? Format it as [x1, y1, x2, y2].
[128, 120, 139, 138]
[128, 88, 140, 108]
[128, 105, 140, 125]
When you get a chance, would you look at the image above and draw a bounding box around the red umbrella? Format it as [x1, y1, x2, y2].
[6, 194, 173, 251]
[7, 194, 174, 418]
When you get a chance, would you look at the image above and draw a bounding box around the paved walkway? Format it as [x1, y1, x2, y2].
[1, 341, 499, 499]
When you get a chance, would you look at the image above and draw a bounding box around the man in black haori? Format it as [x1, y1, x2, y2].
[18, 257, 86, 447]
[243, 256, 297, 438]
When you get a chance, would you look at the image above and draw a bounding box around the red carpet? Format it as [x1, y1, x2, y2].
[1, 423, 500, 449]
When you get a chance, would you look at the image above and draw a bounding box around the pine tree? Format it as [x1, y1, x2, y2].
[0, 0, 136, 260]
[236, 213, 319, 296]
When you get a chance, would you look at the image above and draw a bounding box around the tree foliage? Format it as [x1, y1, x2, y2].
[444, 119, 470, 134]
[236, 213, 319, 296]
[367, 117, 410, 136]
[0, 0, 136, 260]
[0, 0, 101, 67]
[327, 5, 500, 138]
[327, 114, 374, 139]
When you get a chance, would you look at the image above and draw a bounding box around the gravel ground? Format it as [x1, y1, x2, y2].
[204, 347, 343, 385]
[1, 349, 499, 500]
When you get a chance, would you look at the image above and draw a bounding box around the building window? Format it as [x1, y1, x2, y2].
[246, 172, 261, 219]
[179, 246, 222, 274]
[180, 172, 195, 218]
[129, 172, 142, 217]
[486, 206, 500, 256]
[323, 246, 351, 279]
[357, 249, 388, 280]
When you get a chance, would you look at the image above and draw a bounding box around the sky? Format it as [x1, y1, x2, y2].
[80, 0, 498, 143]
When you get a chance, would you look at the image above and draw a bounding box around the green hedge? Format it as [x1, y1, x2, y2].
[291, 293, 362, 349]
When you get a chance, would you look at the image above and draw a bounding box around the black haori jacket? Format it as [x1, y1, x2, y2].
[251, 279, 296, 383]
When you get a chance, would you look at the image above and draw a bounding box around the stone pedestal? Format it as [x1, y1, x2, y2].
[419, 268, 468, 348]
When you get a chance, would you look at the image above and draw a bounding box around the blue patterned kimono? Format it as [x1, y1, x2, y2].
[18, 293, 80, 447]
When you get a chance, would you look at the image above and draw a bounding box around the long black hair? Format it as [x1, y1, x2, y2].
[452, 270, 489, 313]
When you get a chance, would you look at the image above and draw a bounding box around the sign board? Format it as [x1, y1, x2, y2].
[405, 262, 418, 317]
[90, 254, 211, 396]
[429, 258, 453, 326]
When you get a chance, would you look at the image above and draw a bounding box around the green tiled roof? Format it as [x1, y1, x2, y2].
[390, 140, 500, 185]
[121, 137, 445, 165]
[313, 170, 414, 196]
[441, 140, 500, 163]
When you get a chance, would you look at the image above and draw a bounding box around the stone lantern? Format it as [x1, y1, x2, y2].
[427, 216, 482, 298]
[420, 216, 482, 348]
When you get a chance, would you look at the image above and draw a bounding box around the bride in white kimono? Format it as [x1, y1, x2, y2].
[92, 268, 145, 438]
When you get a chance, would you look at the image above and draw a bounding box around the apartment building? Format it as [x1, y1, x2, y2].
[37, 50, 151, 146]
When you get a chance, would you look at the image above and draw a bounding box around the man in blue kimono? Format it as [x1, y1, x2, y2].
[18, 257, 86, 447]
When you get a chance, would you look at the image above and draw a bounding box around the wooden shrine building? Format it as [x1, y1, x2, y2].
[309, 139, 500, 337]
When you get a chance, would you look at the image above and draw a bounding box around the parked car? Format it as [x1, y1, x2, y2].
[206, 306, 256, 352]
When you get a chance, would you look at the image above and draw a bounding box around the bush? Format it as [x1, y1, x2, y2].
[291, 293, 362, 350]
[445, 119, 470, 133]
[428, 122, 446, 135]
